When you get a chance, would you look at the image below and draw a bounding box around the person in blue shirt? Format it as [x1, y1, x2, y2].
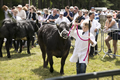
[64, 6, 73, 22]
[74, 10, 85, 29]
[47, 9, 59, 23]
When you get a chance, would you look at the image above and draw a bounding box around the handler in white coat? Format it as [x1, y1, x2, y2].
[69, 21, 97, 74]
[81, 12, 101, 57]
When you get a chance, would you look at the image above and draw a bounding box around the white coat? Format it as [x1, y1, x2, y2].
[69, 29, 97, 65]
[81, 19, 101, 37]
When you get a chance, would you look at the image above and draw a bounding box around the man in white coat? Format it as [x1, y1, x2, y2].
[81, 12, 101, 57]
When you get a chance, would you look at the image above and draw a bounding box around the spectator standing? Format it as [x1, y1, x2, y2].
[116, 11, 120, 28]
[55, 12, 70, 25]
[11, 6, 16, 15]
[90, 8, 100, 56]
[12, 9, 22, 20]
[74, 10, 85, 29]
[57, 9, 60, 15]
[12, 9, 22, 51]
[83, 10, 89, 19]
[37, 11, 44, 25]
[104, 13, 118, 58]
[89, 12, 101, 56]
[81, 12, 101, 57]
[17, 5, 26, 20]
[70, 6, 74, 15]
[25, 4, 29, 10]
[27, 6, 38, 47]
[27, 6, 38, 20]
[113, 11, 116, 19]
[43, 9, 49, 19]
[22, 6, 29, 19]
[72, 6, 79, 24]
[46, 9, 59, 23]
[64, 6, 73, 22]
[2, 5, 11, 19]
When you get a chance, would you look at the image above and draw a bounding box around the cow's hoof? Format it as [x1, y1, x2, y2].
[44, 62, 48, 68]
[18, 51, 21, 53]
[14, 50, 18, 53]
[45, 61, 48, 66]
[7, 55, 11, 58]
[60, 70, 64, 75]
[28, 52, 31, 54]
[60, 72, 64, 75]
[43, 64, 47, 68]
[0, 55, 3, 57]
[27, 51, 31, 54]
[50, 68, 54, 73]
[44, 65, 47, 68]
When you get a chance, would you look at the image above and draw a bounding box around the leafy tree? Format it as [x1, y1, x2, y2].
[0, 0, 120, 10]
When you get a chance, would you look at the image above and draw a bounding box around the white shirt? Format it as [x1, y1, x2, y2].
[55, 17, 70, 25]
[17, 10, 26, 20]
[38, 15, 44, 22]
[13, 15, 22, 21]
[5, 9, 11, 19]
[81, 19, 101, 36]
[72, 12, 79, 24]
[83, 15, 89, 19]
[38, 15, 44, 26]
[69, 30, 97, 65]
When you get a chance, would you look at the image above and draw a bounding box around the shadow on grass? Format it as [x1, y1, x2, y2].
[100, 57, 115, 62]
[115, 59, 120, 66]
[0, 47, 36, 61]
[31, 66, 62, 80]
[0, 53, 36, 61]
[89, 56, 96, 60]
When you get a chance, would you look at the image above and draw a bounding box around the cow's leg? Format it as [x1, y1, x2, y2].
[39, 40, 47, 68]
[60, 51, 69, 74]
[0, 38, 4, 57]
[47, 51, 54, 73]
[13, 40, 17, 52]
[41, 47, 47, 67]
[5, 38, 12, 58]
[16, 40, 20, 52]
[45, 56, 49, 67]
[27, 38, 31, 54]
[18, 40, 23, 53]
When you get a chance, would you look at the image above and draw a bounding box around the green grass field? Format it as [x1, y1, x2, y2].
[0, 34, 120, 80]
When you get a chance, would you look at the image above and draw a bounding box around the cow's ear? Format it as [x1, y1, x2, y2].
[68, 22, 72, 28]
[56, 24, 59, 29]
[36, 20, 39, 24]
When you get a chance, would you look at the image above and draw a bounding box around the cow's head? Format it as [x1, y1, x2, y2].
[57, 22, 72, 39]
[30, 20, 41, 32]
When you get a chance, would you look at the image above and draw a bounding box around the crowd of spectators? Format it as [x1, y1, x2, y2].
[2, 4, 120, 58]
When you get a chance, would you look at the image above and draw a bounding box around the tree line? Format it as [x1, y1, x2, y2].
[0, 0, 120, 10]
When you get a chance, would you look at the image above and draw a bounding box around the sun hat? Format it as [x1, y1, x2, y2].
[17, 5, 22, 8]
[107, 13, 113, 17]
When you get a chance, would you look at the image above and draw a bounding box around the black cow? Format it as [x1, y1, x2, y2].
[0, 18, 40, 58]
[38, 22, 71, 74]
